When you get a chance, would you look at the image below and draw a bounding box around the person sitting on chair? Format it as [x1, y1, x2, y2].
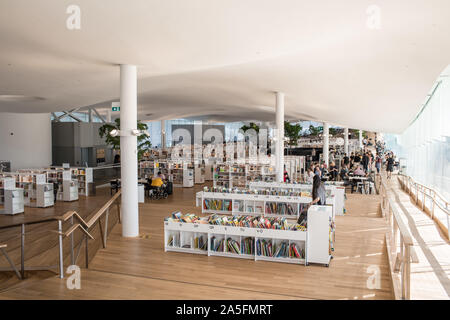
[151, 175, 164, 188]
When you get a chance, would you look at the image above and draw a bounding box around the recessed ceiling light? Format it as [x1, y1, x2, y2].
[0, 95, 45, 102]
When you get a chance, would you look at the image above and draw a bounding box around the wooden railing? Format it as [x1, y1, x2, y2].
[398, 174, 449, 240]
[379, 177, 419, 300]
[55, 190, 122, 278]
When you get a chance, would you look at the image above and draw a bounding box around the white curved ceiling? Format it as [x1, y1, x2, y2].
[0, 0, 449, 133]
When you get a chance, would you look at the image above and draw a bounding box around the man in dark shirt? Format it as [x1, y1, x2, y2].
[362, 153, 369, 172]
[343, 154, 350, 166]
[354, 153, 361, 164]
[387, 155, 395, 179]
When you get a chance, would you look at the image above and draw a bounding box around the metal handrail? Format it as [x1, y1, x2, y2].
[0, 190, 122, 281]
[379, 177, 419, 300]
[56, 190, 121, 278]
[398, 174, 449, 240]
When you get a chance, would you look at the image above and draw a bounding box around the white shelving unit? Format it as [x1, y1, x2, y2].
[204, 164, 214, 181]
[194, 164, 205, 184]
[63, 180, 78, 201]
[164, 219, 308, 265]
[248, 181, 345, 216]
[72, 167, 93, 196]
[171, 162, 194, 188]
[195, 191, 335, 219]
[213, 164, 276, 189]
[0, 177, 16, 205]
[183, 167, 194, 188]
[36, 183, 54, 207]
[307, 205, 334, 266]
[2, 188, 24, 215]
[18, 172, 46, 207]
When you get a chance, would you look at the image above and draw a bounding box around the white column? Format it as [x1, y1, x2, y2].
[344, 127, 349, 155]
[160, 120, 166, 149]
[120, 64, 139, 237]
[359, 130, 363, 150]
[275, 92, 285, 182]
[323, 122, 329, 167]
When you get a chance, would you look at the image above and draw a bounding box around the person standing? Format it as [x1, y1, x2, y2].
[343, 153, 350, 167]
[386, 154, 394, 179]
[375, 155, 382, 174]
[309, 174, 327, 206]
[305, 166, 315, 184]
[354, 152, 361, 165]
[283, 167, 291, 183]
[362, 152, 369, 173]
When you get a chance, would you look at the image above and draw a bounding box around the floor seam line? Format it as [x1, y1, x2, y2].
[87, 267, 321, 300]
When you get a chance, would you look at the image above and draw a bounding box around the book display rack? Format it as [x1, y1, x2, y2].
[196, 189, 336, 219]
[164, 205, 334, 266]
[16, 172, 46, 206]
[36, 183, 54, 207]
[213, 164, 276, 188]
[2, 188, 24, 215]
[194, 163, 205, 184]
[248, 181, 345, 216]
[0, 177, 16, 205]
[71, 167, 93, 196]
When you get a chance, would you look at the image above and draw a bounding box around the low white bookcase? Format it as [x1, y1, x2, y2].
[164, 205, 334, 267]
[36, 183, 54, 207]
[2, 188, 24, 215]
[248, 181, 345, 216]
[196, 191, 336, 220]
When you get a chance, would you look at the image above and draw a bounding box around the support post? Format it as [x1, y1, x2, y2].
[359, 130, 363, 150]
[275, 92, 285, 183]
[120, 64, 139, 237]
[161, 120, 166, 149]
[70, 216, 74, 265]
[323, 122, 329, 167]
[58, 220, 64, 278]
[21, 224, 25, 279]
[344, 127, 349, 156]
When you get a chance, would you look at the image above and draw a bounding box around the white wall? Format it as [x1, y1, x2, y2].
[0, 113, 52, 171]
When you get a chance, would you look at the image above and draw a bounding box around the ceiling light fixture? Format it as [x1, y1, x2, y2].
[110, 129, 120, 137]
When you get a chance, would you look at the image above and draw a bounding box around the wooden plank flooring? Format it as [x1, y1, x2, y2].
[388, 178, 450, 300]
[0, 184, 394, 300]
[0, 188, 120, 292]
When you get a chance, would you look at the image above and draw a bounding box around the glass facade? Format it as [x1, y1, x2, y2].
[385, 66, 450, 200]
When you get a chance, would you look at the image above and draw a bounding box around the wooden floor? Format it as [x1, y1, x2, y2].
[0, 189, 120, 292]
[0, 183, 394, 300]
[388, 177, 450, 300]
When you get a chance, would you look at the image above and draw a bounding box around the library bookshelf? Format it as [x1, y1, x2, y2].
[164, 205, 333, 266]
[213, 164, 276, 189]
[248, 181, 345, 216]
[194, 164, 205, 184]
[71, 167, 93, 196]
[196, 191, 336, 220]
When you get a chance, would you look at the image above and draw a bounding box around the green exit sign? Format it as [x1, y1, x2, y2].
[111, 102, 120, 112]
